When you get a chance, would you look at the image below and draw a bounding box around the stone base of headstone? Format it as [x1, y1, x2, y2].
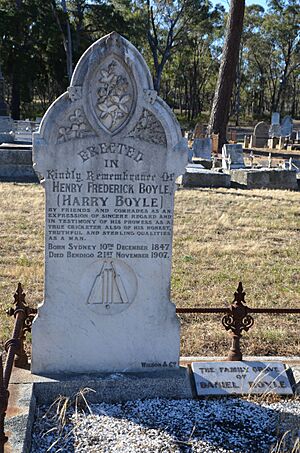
[192, 158, 212, 169]
[179, 166, 230, 188]
[5, 357, 300, 453]
[0, 132, 14, 143]
[225, 168, 298, 190]
[251, 137, 268, 148]
[0, 148, 39, 182]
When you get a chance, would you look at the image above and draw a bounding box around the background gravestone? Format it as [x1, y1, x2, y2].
[281, 115, 293, 137]
[222, 144, 245, 169]
[250, 121, 270, 148]
[0, 68, 14, 143]
[32, 32, 187, 374]
[269, 112, 281, 138]
[192, 138, 212, 160]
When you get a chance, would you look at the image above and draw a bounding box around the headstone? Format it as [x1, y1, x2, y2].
[250, 121, 270, 148]
[222, 144, 245, 169]
[269, 112, 281, 138]
[228, 129, 237, 143]
[281, 115, 293, 137]
[193, 123, 205, 139]
[211, 133, 219, 155]
[192, 137, 212, 160]
[32, 32, 187, 374]
[271, 112, 280, 125]
[0, 67, 14, 143]
[192, 361, 293, 396]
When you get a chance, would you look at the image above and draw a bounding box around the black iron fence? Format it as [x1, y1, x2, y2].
[0, 283, 36, 452]
[0, 282, 299, 451]
[176, 282, 300, 361]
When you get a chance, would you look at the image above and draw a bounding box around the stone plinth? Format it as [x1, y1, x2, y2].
[179, 166, 230, 188]
[226, 168, 298, 190]
[0, 147, 38, 182]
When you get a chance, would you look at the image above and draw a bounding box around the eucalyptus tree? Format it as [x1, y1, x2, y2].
[263, 0, 299, 113]
[208, 0, 245, 149]
[144, 0, 212, 94]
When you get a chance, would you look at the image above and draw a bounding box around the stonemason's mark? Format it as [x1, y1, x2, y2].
[88, 260, 129, 305]
[57, 108, 93, 143]
[97, 60, 133, 132]
[127, 109, 167, 146]
[78, 142, 143, 163]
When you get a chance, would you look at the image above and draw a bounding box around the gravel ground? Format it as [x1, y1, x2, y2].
[31, 397, 300, 453]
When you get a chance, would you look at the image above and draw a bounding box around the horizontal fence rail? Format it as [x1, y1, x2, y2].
[176, 307, 300, 314]
[176, 282, 300, 361]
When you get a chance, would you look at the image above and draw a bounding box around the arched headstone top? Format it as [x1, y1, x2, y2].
[35, 32, 184, 167]
[253, 121, 269, 138]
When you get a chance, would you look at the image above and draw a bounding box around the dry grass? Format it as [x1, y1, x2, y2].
[0, 183, 299, 357]
[173, 187, 300, 357]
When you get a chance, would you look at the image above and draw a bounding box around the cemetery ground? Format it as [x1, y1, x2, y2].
[0, 182, 299, 358]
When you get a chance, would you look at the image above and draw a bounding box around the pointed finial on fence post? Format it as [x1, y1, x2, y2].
[222, 282, 254, 361]
[6, 283, 37, 369]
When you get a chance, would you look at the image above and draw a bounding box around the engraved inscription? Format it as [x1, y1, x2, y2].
[57, 108, 93, 143]
[127, 109, 167, 146]
[97, 60, 134, 132]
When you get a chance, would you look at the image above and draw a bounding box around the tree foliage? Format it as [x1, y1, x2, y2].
[0, 0, 299, 123]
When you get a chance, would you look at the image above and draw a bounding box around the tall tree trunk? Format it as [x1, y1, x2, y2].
[208, 0, 245, 151]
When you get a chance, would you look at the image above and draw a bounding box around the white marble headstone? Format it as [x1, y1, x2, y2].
[222, 144, 245, 169]
[32, 32, 187, 374]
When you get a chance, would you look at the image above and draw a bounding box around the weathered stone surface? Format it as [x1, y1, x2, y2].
[0, 148, 38, 182]
[0, 116, 15, 143]
[4, 383, 36, 453]
[32, 32, 187, 374]
[271, 112, 280, 125]
[226, 168, 298, 190]
[179, 166, 230, 188]
[192, 361, 293, 396]
[222, 144, 245, 169]
[281, 115, 293, 137]
[250, 121, 270, 148]
[192, 138, 212, 160]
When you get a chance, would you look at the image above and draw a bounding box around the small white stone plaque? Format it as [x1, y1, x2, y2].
[191, 361, 293, 396]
